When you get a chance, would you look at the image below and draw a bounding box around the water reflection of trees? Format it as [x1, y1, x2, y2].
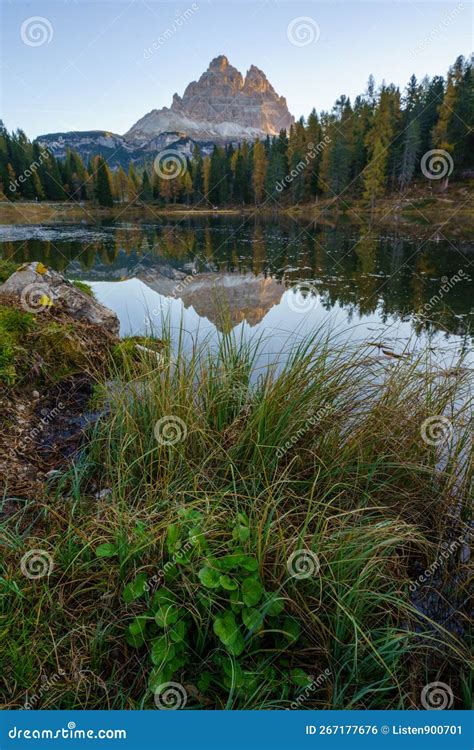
[1, 218, 471, 336]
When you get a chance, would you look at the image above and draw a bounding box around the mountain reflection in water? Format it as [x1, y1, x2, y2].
[1, 217, 472, 360]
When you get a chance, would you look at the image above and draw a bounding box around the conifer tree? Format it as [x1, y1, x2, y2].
[252, 139, 267, 204]
[95, 156, 114, 207]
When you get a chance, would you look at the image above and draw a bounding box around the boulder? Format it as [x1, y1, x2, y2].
[0, 262, 119, 335]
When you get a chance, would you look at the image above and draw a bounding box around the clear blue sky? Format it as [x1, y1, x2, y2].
[1, 0, 471, 139]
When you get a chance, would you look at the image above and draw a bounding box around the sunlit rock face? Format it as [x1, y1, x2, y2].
[38, 56, 294, 166]
[139, 270, 287, 331]
[125, 55, 295, 143]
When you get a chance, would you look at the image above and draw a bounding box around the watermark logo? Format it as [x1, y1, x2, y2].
[286, 281, 320, 314]
[154, 150, 187, 181]
[421, 681, 454, 710]
[144, 4, 199, 59]
[21, 17, 54, 47]
[421, 149, 454, 181]
[420, 415, 453, 447]
[287, 550, 320, 579]
[154, 416, 188, 446]
[154, 681, 188, 709]
[288, 668, 331, 709]
[418, 269, 469, 315]
[20, 284, 53, 314]
[20, 549, 54, 579]
[287, 17, 320, 47]
[275, 137, 330, 193]
[276, 403, 334, 459]
[9, 138, 64, 194]
[411, 3, 464, 58]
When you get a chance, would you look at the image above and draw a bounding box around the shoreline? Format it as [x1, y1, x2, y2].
[0, 182, 473, 239]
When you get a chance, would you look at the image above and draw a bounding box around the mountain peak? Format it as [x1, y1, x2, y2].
[125, 57, 294, 143]
[208, 55, 230, 71]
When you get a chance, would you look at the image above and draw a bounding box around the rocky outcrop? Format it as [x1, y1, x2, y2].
[38, 56, 294, 166]
[126, 55, 294, 143]
[0, 262, 119, 335]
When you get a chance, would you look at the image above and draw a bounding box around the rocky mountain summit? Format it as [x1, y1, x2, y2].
[38, 56, 294, 168]
[126, 55, 294, 143]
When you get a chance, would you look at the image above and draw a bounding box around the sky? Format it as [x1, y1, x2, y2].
[0, 0, 472, 139]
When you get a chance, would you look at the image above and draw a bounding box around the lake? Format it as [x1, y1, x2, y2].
[1, 216, 472, 368]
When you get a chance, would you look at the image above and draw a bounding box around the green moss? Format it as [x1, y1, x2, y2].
[73, 280, 94, 297]
[0, 260, 20, 284]
[34, 322, 88, 381]
[0, 306, 36, 384]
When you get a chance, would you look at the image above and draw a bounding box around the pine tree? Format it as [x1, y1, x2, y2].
[252, 139, 267, 204]
[95, 156, 114, 207]
[140, 169, 152, 201]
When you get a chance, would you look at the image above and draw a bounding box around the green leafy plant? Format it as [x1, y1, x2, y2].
[123, 509, 306, 704]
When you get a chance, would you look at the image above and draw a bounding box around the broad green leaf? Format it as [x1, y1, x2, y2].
[213, 610, 240, 647]
[242, 607, 264, 631]
[241, 577, 263, 607]
[151, 636, 175, 666]
[237, 555, 258, 573]
[232, 525, 250, 542]
[122, 572, 148, 603]
[155, 604, 180, 628]
[223, 660, 244, 687]
[126, 632, 145, 648]
[166, 524, 180, 551]
[169, 620, 186, 643]
[197, 671, 212, 691]
[237, 512, 249, 527]
[227, 631, 245, 656]
[95, 542, 118, 558]
[151, 588, 176, 609]
[282, 616, 301, 643]
[198, 566, 221, 589]
[265, 594, 285, 616]
[148, 664, 174, 693]
[291, 668, 313, 687]
[128, 616, 148, 636]
[219, 575, 238, 591]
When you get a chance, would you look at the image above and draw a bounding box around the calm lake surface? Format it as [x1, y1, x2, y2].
[1, 217, 472, 367]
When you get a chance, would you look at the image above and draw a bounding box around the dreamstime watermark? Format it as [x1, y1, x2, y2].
[276, 403, 334, 459]
[143, 4, 199, 59]
[287, 549, 320, 579]
[17, 402, 65, 452]
[409, 531, 472, 592]
[143, 535, 202, 594]
[153, 149, 188, 180]
[9, 138, 64, 194]
[154, 681, 188, 709]
[154, 415, 188, 445]
[287, 668, 332, 709]
[22, 670, 66, 710]
[411, 3, 464, 58]
[8, 724, 126, 740]
[421, 681, 454, 710]
[20, 16, 54, 47]
[286, 281, 320, 314]
[287, 17, 320, 47]
[20, 549, 54, 579]
[421, 149, 454, 181]
[420, 415, 453, 447]
[275, 137, 331, 193]
[20, 283, 53, 313]
[143, 254, 210, 327]
[419, 269, 470, 315]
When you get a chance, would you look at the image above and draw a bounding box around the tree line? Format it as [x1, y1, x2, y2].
[1, 55, 472, 208]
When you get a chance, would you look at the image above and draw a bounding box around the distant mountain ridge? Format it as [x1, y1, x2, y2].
[37, 56, 294, 168]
